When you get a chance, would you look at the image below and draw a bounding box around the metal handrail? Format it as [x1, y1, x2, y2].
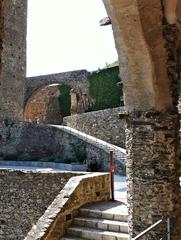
[132, 217, 170, 240]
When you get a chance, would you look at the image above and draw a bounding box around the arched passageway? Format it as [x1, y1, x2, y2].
[24, 83, 91, 124]
[25, 70, 89, 104]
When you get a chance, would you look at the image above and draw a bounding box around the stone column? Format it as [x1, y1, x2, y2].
[70, 89, 78, 114]
[126, 111, 181, 239]
[0, 0, 27, 122]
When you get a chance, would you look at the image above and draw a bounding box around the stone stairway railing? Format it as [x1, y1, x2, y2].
[25, 172, 111, 240]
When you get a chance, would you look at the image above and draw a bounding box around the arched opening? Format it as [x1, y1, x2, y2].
[102, 0, 181, 238]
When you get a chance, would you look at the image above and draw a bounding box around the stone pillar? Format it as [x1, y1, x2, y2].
[0, 0, 27, 122]
[70, 88, 78, 114]
[126, 111, 181, 239]
[45, 96, 62, 124]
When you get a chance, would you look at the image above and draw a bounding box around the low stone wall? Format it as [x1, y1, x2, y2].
[25, 172, 111, 240]
[0, 123, 126, 175]
[57, 126, 126, 175]
[0, 169, 81, 240]
[63, 107, 126, 148]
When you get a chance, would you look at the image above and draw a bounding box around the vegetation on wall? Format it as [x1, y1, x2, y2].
[58, 84, 71, 117]
[105, 60, 119, 68]
[89, 66, 122, 111]
[70, 142, 86, 164]
[57, 65, 123, 115]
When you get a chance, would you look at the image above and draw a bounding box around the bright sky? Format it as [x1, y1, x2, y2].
[27, 0, 118, 77]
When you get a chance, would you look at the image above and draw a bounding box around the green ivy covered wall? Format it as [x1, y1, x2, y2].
[58, 66, 123, 116]
[89, 66, 123, 111]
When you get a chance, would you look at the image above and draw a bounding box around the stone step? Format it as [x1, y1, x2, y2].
[67, 226, 129, 240]
[73, 216, 128, 233]
[79, 208, 128, 222]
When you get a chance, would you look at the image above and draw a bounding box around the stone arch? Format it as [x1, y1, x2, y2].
[103, 0, 181, 239]
[24, 70, 89, 104]
[24, 77, 89, 124]
[103, 0, 174, 112]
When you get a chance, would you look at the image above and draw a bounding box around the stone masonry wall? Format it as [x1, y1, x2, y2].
[25, 173, 110, 240]
[0, 0, 27, 121]
[63, 107, 126, 148]
[0, 169, 80, 240]
[24, 85, 62, 124]
[126, 112, 181, 239]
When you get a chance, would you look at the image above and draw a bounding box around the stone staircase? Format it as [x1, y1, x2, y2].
[62, 201, 129, 240]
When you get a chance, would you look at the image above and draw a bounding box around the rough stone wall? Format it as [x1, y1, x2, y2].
[45, 96, 62, 124]
[126, 112, 181, 239]
[0, 0, 26, 121]
[25, 173, 110, 240]
[24, 85, 62, 124]
[0, 169, 79, 240]
[63, 107, 126, 148]
[25, 70, 89, 104]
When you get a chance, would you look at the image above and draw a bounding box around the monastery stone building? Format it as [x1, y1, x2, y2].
[0, 0, 181, 239]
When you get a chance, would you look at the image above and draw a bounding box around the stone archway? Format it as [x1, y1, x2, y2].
[103, 0, 181, 239]
[25, 70, 89, 104]
[24, 82, 87, 124]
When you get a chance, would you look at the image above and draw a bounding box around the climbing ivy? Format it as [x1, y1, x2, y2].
[58, 67, 123, 116]
[58, 84, 71, 117]
[89, 66, 122, 111]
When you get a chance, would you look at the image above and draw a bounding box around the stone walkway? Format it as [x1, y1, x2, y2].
[114, 175, 127, 202]
[80, 200, 128, 216]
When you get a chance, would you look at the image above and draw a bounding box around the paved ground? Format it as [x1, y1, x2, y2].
[0, 165, 66, 172]
[114, 175, 127, 202]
